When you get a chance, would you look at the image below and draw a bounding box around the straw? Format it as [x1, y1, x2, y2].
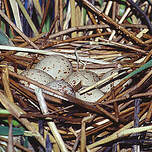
[70, 0, 77, 37]
[15, 0, 39, 35]
[55, 0, 59, 33]
[0, 45, 111, 64]
[34, 88, 68, 152]
[118, 125, 152, 137]
[9, 0, 23, 32]
[0, 91, 46, 148]
[87, 112, 147, 149]
[109, 0, 138, 40]
[0, 10, 39, 49]
[33, 0, 43, 18]
[79, 72, 119, 94]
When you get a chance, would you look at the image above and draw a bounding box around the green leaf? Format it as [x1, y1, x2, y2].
[127, 17, 132, 24]
[124, 59, 152, 79]
[0, 29, 14, 46]
[119, 0, 126, 16]
[99, 0, 103, 7]
[0, 126, 24, 136]
[0, 109, 10, 114]
[83, 8, 87, 25]
[119, 0, 132, 24]
[3, 119, 20, 127]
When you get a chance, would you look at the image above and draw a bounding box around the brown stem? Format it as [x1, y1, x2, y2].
[78, 0, 146, 46]
[39, 0, 51, 33]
